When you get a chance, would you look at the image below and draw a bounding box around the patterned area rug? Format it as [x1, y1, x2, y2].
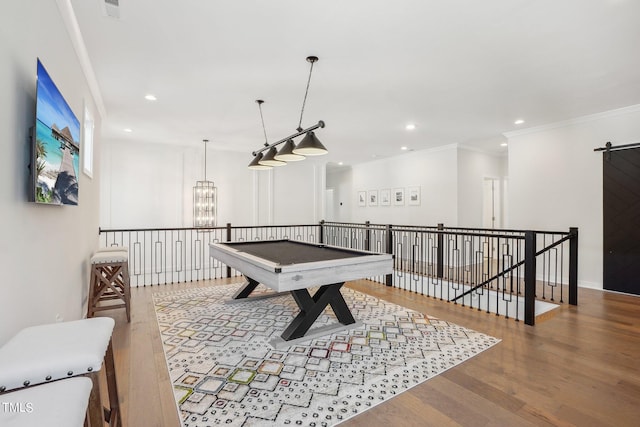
[153, 283, 500, 426]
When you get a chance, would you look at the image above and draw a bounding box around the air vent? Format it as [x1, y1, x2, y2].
[102, 0, 120, 19]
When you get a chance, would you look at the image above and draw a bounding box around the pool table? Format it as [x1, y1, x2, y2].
[209, 239, 393, 344]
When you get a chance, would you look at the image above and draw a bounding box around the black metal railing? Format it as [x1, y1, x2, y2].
[98, 224, 318, 287]
[322, 221, 578, 325]
[99, 221, 578, 325]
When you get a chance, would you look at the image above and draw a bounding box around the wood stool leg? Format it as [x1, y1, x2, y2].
[122, 262, 131, 323]
[87, 371, 104, 427]
[87, 265, 98, 318]
[105, 340, 122, 427]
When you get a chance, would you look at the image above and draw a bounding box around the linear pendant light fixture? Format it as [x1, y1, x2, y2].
[193, 139, 217, 227]
[247, 56, 327, 170]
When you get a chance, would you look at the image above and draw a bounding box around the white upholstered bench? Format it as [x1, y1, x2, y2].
[0, 377, 92, 427]
[0, 317, 121, 426]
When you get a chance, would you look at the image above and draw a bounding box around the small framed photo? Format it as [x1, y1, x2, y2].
[408, 186, 421, 205]
[380, 189, 391, 206]
[394, 188, 405, 206]
[368, 190, 378, 206]
[357, 191, 366, 207]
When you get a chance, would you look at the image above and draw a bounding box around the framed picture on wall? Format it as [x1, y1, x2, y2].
[357, 191, 366, 207]
[368, 190, 378, 206]
[408, 186, 421, 205]
[394, 188, 405, 205]
[380, 189, 391, 206]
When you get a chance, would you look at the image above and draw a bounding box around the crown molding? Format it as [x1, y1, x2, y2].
[503, 104, 640, 139]
[55, 0, 107, 119]
[416, 143, 460, 155]
[457, 144, 508, 157]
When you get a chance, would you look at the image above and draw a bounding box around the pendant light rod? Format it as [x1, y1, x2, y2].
[297, 56, 318, 132]
[256, 100, 269, 146]
[203, 139, 209, 180]
[252, 120, 325, 156]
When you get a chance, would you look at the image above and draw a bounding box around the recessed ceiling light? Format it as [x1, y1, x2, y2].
[401, 146, 408, 150]
[405, 124, 416, 131]
[514, 119, 524, 125]
[501, 143, 508, 147]
[123, 128, 133, 133]
[338, 162, 343, 166]
[145, 94, 157, 101]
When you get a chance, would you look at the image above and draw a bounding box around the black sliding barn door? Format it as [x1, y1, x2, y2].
[603, 147, 640, 295]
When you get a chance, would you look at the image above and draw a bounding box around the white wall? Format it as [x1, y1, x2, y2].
[101, 142, 257, 228]
[101, 140, 185, 228]
[457, 147, 507, 228]
[506, 104, 640, 289]
[103, 140, 508, 232]
[347, 145, 505, 227]
[272, 157, 325, 225]
[100, 141, 324, 228]
[0, 1, 101, 344]
[254, 169, 271, 225]
[351, 146, 459, 225]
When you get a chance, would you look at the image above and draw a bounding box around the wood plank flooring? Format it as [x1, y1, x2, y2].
[105, 279, 640, 426]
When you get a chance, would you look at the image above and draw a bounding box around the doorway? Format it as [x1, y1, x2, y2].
[482, 178, 502, 229]
[603, 146, 640, 295]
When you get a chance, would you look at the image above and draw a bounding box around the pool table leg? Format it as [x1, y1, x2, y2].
[282, 282, 355, 341]
[232, 277, 260, 299]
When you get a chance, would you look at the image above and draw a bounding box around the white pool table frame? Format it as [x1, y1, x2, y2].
[209, 240, 393, 346]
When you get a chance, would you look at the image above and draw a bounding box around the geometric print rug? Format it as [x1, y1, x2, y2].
[153, 283, 500, 426]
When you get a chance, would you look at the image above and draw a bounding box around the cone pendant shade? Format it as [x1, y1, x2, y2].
[292, 131, 328, 156]
[275, 139, 305, 161]
[258, 147, 286, 166]
[248, 153, 272, 170]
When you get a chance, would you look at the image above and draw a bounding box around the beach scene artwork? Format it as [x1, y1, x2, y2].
[34, 59, 80, 205]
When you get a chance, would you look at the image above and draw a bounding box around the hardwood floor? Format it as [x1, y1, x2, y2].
[106, 279, 640, 426]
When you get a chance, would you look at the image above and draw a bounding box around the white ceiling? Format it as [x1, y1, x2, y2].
[69, 0, 640, 166]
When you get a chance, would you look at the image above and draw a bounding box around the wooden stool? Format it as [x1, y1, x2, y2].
[88, 250, 131, 322]
[0, 318, 121, 427]
[0, 377, 92, 427]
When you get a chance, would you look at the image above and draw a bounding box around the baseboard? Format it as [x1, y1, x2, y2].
[578, 281, 602, 290]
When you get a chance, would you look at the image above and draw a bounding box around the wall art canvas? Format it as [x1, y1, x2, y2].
[358, 191, 366, 207]
[394, 188, 405, 206]
[368, 190, 378, 206]
[408, 186, 421, 205]
[380, 188, 391, 206]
